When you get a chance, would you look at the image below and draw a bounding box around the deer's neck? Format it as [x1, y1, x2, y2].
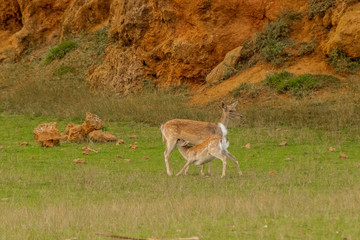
[219, 112, 229, 127]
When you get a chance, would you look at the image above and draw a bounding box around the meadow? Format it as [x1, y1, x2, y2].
[1, 28, 360, 240]
[1, 112, 360, 240]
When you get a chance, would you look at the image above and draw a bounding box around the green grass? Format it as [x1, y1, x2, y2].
[1, 113, 360, 239]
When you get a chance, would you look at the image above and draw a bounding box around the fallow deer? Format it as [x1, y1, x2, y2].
[160, 101, 241, 176]
[175, 123, 242, 178]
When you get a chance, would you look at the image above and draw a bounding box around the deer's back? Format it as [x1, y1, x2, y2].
[163, 119, 220, 144]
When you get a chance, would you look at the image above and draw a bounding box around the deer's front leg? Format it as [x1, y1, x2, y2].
[176, 161, 192, 176]
[225, 152, 242, 176]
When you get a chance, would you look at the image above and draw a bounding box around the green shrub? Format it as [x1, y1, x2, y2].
[44, 40, 77, 64]
[266, 71, 340, 97]
[328, 48, 360, 74]
[308, 0, 335, 19]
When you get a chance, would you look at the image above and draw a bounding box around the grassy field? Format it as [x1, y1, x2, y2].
[1, 113, 360, 240]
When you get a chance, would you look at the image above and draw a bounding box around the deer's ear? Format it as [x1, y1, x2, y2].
[231, 101, 238, 108]
[221, 101, 226, 109]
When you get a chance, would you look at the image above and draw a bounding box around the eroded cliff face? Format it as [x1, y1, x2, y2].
[87, 0, 307, 95]
[0, 0, 359, 97]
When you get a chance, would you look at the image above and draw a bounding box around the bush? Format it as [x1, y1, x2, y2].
[237, 19, 294, 68]
[44, 40, 77, 64]
[328, 48, 360, 74]
[53, 65, 75, 76]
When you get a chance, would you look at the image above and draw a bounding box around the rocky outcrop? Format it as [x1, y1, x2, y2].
[324, 2, 360, 57]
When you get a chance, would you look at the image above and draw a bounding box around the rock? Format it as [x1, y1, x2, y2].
[279, 141, 288, 147]
[73, 158, 86, 164]
[129, 135, 137, 139]
[82, 112, 103, 134]
[244, 143, 252, 149]
[339, 153, 348, 159]
[329, 147, 336, 152]
[20, 142, 29, 146]
[116, 139, 125, 145]
[325, 3, 360, 58]
[67, 124, 86, 142]
[129, 144, 138, 149]
[205, 46, 243, 85]
[124, 159, 131, 163]
[87, 130, 116, 142]
[33, 122, 60, 147]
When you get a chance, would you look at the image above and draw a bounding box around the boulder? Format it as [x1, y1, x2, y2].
[82, 112, 103, 134]
[33, 122, 60, 147]
[325, 3, 360, 58]
[67, 124, 86, 142]
[88, 130, 116, 142]
[205, 46, 243, 85]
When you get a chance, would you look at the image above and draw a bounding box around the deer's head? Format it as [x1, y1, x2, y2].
[221, 101, 242, 119]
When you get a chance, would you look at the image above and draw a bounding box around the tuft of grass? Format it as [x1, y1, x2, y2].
[327, 48, 360, 74]
[299, 41, 316, 56]
[265, 71, 340, 97]
[53, 65, 75, 76]
[44, 40, 77, 64]
[308, 0, 336, 19]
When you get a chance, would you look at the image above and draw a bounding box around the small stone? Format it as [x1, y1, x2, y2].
[21, 142, 29, 146]
[285, 157, 292, 161]
[124, 159, 131, 162]
[269, 171, 276, 175]
[116, 155, 123, 159]
[82, 151, 89, 155]
[339, 153, 348, 159]
[143, 156, 150, 160]
[329, 147, 336, 152]
[129, 144, 138, 149]
[116, 139, 125, 145]
[279, 141, 287, 147]
[129, 135, 137, 139]
[244, 143, 252, 149]
[73, 158, 86, 164]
